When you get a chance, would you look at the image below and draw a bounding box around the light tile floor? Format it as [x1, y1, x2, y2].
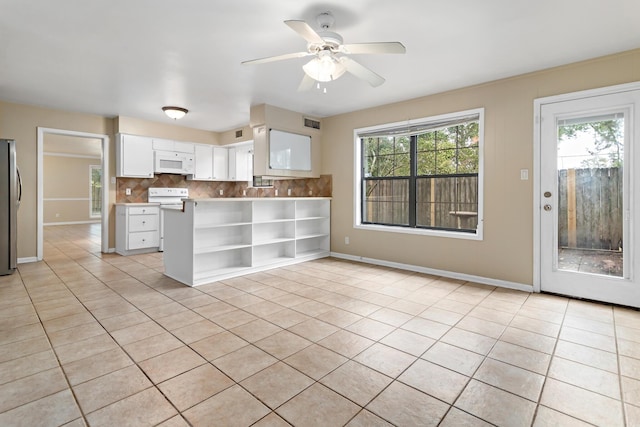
[1, 224, 639, 426]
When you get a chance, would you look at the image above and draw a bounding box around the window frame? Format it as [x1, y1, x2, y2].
[354, 108, 484, 240]
[89, 164, 102, 219]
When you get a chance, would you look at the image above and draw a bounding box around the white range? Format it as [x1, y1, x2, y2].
[148, 187, 189, 251]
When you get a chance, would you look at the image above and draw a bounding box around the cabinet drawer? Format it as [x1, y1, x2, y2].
[128, 231, 159, 249]
[128, 206, 159, 215]
[129, 214, 158, 232]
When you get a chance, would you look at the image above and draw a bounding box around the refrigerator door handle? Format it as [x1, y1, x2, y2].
[16, 166, 22, 207]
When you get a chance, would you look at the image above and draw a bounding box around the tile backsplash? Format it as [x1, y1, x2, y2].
[116, 174, 332, 203]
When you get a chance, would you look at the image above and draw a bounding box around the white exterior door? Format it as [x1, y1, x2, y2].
[535, 85, 640, 308]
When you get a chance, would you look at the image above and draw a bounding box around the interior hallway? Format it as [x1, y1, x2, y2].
[0, 224, 639, 426]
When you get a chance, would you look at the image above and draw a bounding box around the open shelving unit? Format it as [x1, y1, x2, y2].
[163, 198, 330, 286]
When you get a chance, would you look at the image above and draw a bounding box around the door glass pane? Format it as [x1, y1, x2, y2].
[556, 114, 624, 276]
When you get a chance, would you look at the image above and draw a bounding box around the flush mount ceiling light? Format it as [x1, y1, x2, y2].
[162, 106, 188, 120]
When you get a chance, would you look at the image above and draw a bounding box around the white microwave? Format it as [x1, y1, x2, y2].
[154, 150, 194, 175]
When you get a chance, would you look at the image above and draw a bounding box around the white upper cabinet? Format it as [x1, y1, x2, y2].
[213, 146, 229, 180]
[116, 134, 154, 178]
[152, 138, 194, 153]
[191, 144, 214, 180]
[228, 143, 253, 182]
[190, 144, 230, 181]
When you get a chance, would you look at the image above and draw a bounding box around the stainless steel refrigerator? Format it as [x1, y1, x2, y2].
[1, 139, 21, 275]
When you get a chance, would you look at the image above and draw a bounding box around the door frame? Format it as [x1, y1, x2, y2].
[37, 127, 110, 259]
[533, 81, 640, 294]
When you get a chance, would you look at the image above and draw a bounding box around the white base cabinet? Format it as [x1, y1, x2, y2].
[163, 198, 330, 286]
[115, 204, 160, 255]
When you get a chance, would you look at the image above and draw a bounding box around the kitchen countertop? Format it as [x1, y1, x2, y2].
[114, 202, 160, 206]
[182, 197, 331, 202]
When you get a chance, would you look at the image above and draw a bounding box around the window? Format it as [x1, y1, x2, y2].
[90, 165, 102, 218]
[356, 108, 483, 239]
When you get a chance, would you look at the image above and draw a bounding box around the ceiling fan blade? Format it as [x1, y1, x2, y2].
[241, 51, 311, 66]
[297, 74, 316, 92]
[285, 20, 325, 45]
[340, 57, 385, 87]
[340, 42, 406, 55]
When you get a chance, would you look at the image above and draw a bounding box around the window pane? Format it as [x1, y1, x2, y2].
[416, 176, 478, 231]
[417, 150, 436, 175]
[457, 147, 479, 173]
[90, 166, 102, 217]
[363, 179, 409, 225]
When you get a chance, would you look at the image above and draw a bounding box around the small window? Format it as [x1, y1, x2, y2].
[356, 108, 484, 239]
[252, 176, 274, 187]
[90, 165, 102, 218]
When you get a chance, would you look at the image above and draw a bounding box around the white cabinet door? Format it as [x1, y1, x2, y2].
[192, 144, 214, 180]
[227, 147, 237, 180]
[236, 145, 253, 181]
[213, 147, 229, 180]
[228, 145, 253, 181]
[152, 138, 194, 154]
[117, 135, 153, 178]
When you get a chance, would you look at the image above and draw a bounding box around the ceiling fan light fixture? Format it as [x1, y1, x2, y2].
[303, 53, 346, 82]
[162, 106, 188, 120]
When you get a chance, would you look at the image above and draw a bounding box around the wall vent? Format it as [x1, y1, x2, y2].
[303, 118, 321, 130]
[235, 129, 243, 138]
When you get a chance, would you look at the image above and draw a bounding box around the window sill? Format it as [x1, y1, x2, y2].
[354, 223, 483, 241]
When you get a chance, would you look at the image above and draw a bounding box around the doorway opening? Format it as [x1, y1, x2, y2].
[37, 128, 110, 259]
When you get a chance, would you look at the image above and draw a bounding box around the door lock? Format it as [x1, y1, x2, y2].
[544, 191, 552, 198]
[544, 204, 552, 211]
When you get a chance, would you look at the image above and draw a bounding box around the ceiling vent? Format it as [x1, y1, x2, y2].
[235, 129, 243, 138]
[304, 117, 321, 130]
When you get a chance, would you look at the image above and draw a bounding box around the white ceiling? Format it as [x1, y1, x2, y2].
[1, 1, 640, 133]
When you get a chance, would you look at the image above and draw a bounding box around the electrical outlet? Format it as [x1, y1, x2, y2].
[275, 189, 278, 196]
[242, 190, 247, 196]
[308, 190, 312, 196]
[287, 189, 291, 196]
[219, 189, 224, 196]
[125, 188, 131, 196]
[55, 213, 60, 218]
[345, 236, 350, 245]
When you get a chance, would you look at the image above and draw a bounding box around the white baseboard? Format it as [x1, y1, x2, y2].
[17, 257, 38, 264]
[44, 220, 101, 226]
[330, 252, 534, 293]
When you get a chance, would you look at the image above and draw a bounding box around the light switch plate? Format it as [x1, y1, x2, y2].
[520, 169, 529, 180]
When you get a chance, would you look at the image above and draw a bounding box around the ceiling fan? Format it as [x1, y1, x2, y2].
[242, 12, 406, 90]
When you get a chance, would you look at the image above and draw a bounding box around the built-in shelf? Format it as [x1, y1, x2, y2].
[163, 198, 330, 286]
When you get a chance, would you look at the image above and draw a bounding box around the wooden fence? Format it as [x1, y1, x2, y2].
[558, 167, 622, 250]
[364, 176, 478, 230]
[364, 168, 622, 245]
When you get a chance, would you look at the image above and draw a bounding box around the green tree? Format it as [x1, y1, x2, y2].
[558, 119, 623, 168]
[363, 122, 479, 197]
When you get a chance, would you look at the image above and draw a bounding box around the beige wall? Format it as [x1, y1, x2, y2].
[0, 101, 115, 259]
[322, 48, 640, 286]
[43, 155, 101, 224]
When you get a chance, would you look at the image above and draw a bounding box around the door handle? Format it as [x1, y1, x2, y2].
[544, 204, 552, 211]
